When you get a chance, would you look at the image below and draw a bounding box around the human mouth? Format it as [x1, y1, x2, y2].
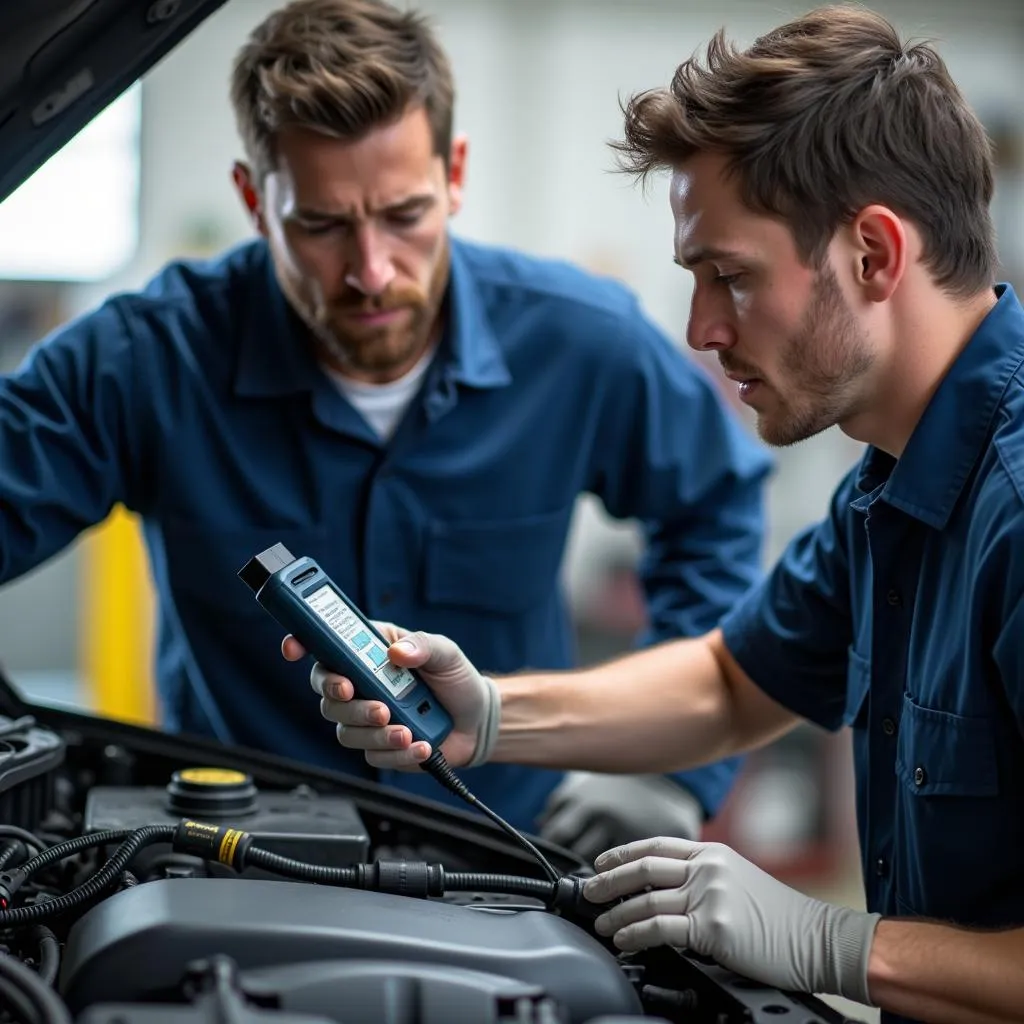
[344, 307, 408, 327]
[723, 371, 765, 403]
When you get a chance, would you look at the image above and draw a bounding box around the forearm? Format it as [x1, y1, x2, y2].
[868, 918, 1024, 1023]
[492, 630, 797, 773]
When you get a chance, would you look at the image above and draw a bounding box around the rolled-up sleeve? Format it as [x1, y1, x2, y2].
[720, 468, 859, 732]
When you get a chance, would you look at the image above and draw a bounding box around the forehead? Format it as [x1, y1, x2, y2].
[668, 153, 793, 263]
[270, 106, 442, 204]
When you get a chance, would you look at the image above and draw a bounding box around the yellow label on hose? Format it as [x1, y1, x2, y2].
[218, 828, 246, 866]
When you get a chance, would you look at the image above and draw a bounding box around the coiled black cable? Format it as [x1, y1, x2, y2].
[0, 826, 174, 926]
[0, 952, 71, 1024]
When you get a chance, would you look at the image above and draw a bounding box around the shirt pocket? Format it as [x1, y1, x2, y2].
[895, 694, 998, 796]
[842, 646, 871, 728]
[423, 506, 573, 615]
[893, 692, 1004, 922]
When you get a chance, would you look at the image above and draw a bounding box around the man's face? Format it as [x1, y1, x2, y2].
[236, 107, 465, 383]
[672, 153, 876, 447]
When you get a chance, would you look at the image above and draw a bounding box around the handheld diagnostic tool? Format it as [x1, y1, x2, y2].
[237, 543, 453, 751]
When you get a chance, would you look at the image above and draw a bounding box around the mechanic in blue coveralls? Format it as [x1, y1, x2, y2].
[0, 0, 770, 857]
[307, 6, 1024, 1023]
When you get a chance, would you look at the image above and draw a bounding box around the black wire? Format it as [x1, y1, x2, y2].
[423, 751, 561, 882]
[0, 952, 72, 1024]
[0, 829, 44, 856]
[0, 827, 174, 927]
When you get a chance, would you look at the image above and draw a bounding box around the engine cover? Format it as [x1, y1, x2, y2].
[59, 878, 642, 1023]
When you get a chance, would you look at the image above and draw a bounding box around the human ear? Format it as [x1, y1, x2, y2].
[848, 205, 906, 302]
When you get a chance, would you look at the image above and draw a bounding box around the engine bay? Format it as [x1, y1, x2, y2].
[0, 685, 860, 1024]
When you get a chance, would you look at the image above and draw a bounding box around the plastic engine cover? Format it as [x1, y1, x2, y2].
[60, 878, 641, 1023]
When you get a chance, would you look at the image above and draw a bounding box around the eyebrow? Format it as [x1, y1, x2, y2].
[295, 193, 437, 221]
[674, 246, 748, 269]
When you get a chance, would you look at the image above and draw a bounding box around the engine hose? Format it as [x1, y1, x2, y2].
[242, 846, 577, 908]
[0, 952, 72, 1024]
[0, 826, 175, 926]
[31, 926, 60, 986]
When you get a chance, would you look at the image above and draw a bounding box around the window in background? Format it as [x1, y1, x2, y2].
[0, 84, 142, 282]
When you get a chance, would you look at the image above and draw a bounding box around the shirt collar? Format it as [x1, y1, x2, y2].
[233, 237, 511, 399]
[854, 284, 1024, 528]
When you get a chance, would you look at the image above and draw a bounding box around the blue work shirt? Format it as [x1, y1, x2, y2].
[0, 236, 771, 831]
[722, 285, 1024, 1024]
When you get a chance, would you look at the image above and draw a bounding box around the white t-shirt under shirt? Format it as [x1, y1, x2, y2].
[323, 344, 436, 441]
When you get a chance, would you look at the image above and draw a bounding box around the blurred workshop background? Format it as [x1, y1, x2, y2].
[0, 2, 1021, 1016]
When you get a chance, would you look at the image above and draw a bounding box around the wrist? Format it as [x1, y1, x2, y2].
[826, 904, 882, 1005]
[466, 674, 501, 767]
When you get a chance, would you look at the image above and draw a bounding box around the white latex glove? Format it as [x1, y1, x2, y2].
[538, 773, 704, 863]
[306, 621, 500, 770]
[583, 837, 880, 1006]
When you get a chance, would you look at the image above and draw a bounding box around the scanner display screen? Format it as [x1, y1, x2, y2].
[304, 585, 416, 699]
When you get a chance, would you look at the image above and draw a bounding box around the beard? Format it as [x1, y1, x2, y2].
[726, 265, 875, 447]
[278, 243, 450, 382]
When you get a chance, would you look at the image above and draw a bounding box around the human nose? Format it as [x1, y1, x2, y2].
[685, 284, 737, 352]
[344, 223, 396, 296]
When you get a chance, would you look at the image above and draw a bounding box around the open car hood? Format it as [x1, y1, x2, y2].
[0, 0, 229, 206]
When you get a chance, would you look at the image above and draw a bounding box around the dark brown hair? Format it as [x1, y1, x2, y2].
[612, 4, 997, 297]
[230, 0, 455, 180]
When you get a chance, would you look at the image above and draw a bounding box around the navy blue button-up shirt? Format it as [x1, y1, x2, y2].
[0, 236, 771, 830]
[722, 285, 1024, 1023]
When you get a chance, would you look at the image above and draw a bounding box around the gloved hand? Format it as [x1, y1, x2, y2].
[538, 773, 704, 864]
[583, 837, 880, 1006]
[285, 623, 499, 770]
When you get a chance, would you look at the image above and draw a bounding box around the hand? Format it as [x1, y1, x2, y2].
[281, 623, 500, 770]
[538, 773, 704, 864]
[583, 837, 880, 1005]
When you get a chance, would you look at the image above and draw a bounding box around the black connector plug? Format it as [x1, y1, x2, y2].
[0, 868, 26, 909]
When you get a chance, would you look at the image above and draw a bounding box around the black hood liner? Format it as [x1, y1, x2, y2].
[0, 0, 229, 206]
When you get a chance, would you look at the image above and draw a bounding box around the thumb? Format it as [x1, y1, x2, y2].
[387, 631, 470, 681]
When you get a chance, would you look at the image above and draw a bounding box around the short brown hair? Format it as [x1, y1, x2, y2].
[613, 4, 997, 298]
[230, 0, 455, 181]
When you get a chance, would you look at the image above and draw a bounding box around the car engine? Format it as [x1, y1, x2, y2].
[0, 696, 861, 1024]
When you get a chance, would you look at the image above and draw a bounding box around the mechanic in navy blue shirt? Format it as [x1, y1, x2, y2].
[0, 0, 770, 852]
[316, 7, 1024, 1022]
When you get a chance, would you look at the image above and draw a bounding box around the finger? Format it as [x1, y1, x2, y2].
[329, 722, 412, 752]
[281, 635, 307, 661]
[613, 913, 691, 953]
[319, 696, 390, 728]
[310, 663, 355, 701]
[365, 740, 433, 771]
[386, 633, 432, 669]
[594, 835, 702, 872]
[584, 855, 692, 902]
[594, 887, 689, 937]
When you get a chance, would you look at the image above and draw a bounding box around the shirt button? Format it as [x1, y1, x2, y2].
[886, 588, 902, 607]
[875, 857, 888, 877]
[379, 590, 395, 607]
[913, 766, 926, 786]
[881, 717, 897, 737]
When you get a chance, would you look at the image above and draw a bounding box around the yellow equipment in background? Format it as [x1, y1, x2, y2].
[79, 504, 157, 725]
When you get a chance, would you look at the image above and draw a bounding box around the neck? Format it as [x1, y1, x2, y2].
[841, 282, 998, 457]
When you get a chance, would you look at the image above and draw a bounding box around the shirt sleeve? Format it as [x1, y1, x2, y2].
[720, 468, 860, 732]
[0, 300, 141, 583]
